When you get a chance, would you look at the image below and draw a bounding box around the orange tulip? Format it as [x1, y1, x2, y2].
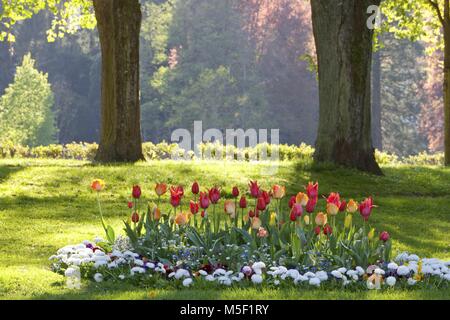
[315, 212, 327, 226]
[295, 192, 309, 206]
[155, 183, 167, 196]
[91, 179, 105, 192]
[175, 212, 189, 226]
[251, 217, 262, 230]
[272, 185, 286, 199]
[347, 199, 358, 213]
[326, 202, 339, 216]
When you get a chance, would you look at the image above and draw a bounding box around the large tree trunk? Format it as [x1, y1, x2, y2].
[93, 0, 144, 162]
[372, 50, 382, 151]
[444, 23, 450, 166]
[311, 0, 382, 175]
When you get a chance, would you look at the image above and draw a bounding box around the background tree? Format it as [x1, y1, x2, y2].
[311, 0, 382, 174]
[382, 0, 450, 164]
[0, 53, 56, 146]
[1, 0, 143, 162]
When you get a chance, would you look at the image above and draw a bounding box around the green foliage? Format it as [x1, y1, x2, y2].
[0, 53, 57, 146]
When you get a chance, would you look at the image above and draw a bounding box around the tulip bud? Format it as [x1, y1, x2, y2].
[368, 228, 375, 240]
[257, 197, 267, 211]
[270, 212, 277, 226]
[132, 185, 142, 199]
[232, 186, 240, 198]
[191, 182, 199, 195]
[262, 191, 271, 206]
[379, 231, 390, 242]
[339, 200, 347, 212]
[128, 201, 133, 209]
[248, 210, 255, 218]
[131, 212, 140, 223]
[344, 214, 352, 229]
[153, 207, 161, 220]
[314, 226, 321, 236]
[290, 210, 297, 222]
[323, 224, 332, 236]
[201, 210, 207, 218]
[304, 215, 310, 225]
[239, 196, 247, 209]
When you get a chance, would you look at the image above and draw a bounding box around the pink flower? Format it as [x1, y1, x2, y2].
[132, 185, 142, 199]
[359, 197, 375, 221]
[232, 186, 240, 198]
[257, 227, 268, 238]
[249, 181, 260, 198]
[379, 231, 390, 242]
[306, 182, 319, 199]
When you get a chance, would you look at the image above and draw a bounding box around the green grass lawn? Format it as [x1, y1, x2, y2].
[0, 159, 449, 300]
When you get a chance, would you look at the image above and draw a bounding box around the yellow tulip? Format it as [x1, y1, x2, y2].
[296, 192, 309, 206]
[368, 228, 375, 240]
[315, 212, 327, 226]
[347, 199, 358, 213]
[304, 215, 310, 225]
[269, 212, 277, 226]
[344, 214, 352, 229]
[326, 203, 339, 216]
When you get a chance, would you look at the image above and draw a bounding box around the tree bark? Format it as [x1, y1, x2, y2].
[93, 0, 144, 162]
[311, 0, 382, 175]
[372, 50, 382, 150]
[444, 24, 450, 166]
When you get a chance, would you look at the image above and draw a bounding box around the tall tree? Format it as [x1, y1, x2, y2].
[0, 0, 144, 162]
[310, 0, 382, 174]
[383, 0, 450, 164]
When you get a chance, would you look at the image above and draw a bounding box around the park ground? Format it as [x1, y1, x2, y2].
[0, 159, 449, 300]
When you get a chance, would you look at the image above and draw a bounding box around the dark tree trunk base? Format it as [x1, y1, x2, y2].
[93, 0, 144, 163]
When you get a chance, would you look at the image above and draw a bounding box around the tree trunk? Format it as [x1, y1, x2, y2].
[444, 24, 450, 166]
[93, 0, 144, 162]
[372, 50, 382, 151]
[311, 0, 382, 175]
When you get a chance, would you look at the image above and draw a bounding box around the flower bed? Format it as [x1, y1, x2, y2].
[50, 180, 450, 290]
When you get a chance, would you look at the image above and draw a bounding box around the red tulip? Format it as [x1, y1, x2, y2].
[191, 182, 199, 195]
[249, 180, 260, 198]
[379, 231, 390, 242]
[314, 226, 321, 236]
[288, 196, 296, 209]
[339, 200, 347, 212]
[239, 196, 247, 209]
[291, 203, 303, 218]
[208, 187, 221, 204]
[190, 201, 199, 215]
[327, 192, 341, 206]
[131, 212, 140, 223]
[132, 185, 142, 199]
[305, 197, 317, 213]
[323, 224, 333, 236]
[170, 186, 183, 208]
[249, 210, 256, 218]
[289, 210, 297, 222]
[232, 186, 240, 198]
[262, 190, 271, 206]
[201, 210, 207, 218]
[306, 182, 319, 199]
[257, 196, 267, 211]
[359, 197, 375, 221]
[199, 192, 210, 209]
[128, 201, 133, 209]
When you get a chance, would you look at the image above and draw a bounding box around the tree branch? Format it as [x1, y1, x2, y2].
[427, 0, 445, 26]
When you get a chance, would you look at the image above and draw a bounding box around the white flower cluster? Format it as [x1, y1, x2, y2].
[50, 242, 450, 289]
